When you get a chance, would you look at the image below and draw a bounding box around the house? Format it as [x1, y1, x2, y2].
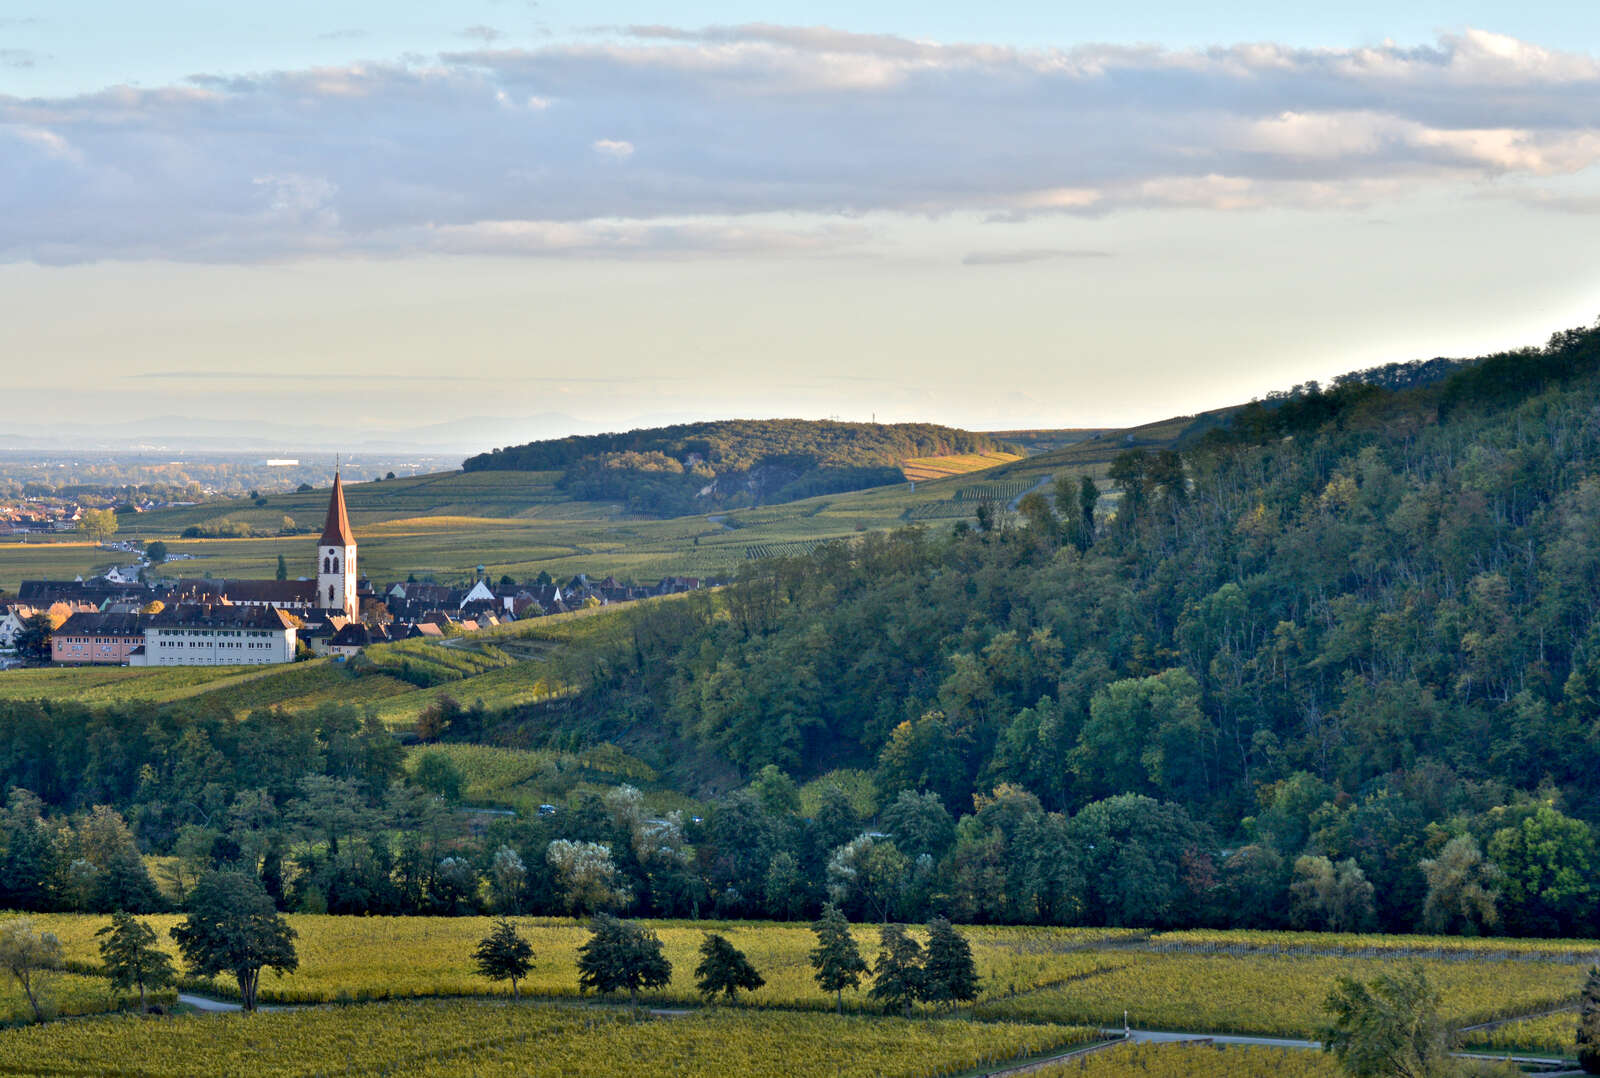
[0, 601, 99, 650]
[50, 612, 149, 665]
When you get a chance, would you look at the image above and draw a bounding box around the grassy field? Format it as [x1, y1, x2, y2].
[0, 598, 681, 730]
[0, 412, 1198, 593]
[0, 999, 1096, 1078]
[18, 914, 1593, 1039]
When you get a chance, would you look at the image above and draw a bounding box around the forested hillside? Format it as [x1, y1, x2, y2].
[472, 320, 1600, 934]
[462, 420, 1017, 515]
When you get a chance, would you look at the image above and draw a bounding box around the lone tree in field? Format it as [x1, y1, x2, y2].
[170, 871, 297, 1012]
[810, 904, 868, 1015]
[694, 933, 764, 1004]
[0, 918, 63, 1023]
[1579, 965, 1600, 1075]
[97, 912, 176, 1013]
[1322, 966, 1454, 1078]
[919, 918, 979, 1011]
[576, 914, 672, 1016]
[869, 923, 924, 1017]
[77, 508, 118, 542]
[473, 918, 534, 1001]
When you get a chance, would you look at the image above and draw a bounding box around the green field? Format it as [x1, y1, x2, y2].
[0, 999, 1095, 1078]
[0, 596, 704, 732]
[17, 914, 1593, 1040]
[0, 414, 1192, 593]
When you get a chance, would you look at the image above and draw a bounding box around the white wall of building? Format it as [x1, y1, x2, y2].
[144, 625, 295, 665]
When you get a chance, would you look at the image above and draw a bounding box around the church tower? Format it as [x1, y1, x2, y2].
[317, 473, 358, 618]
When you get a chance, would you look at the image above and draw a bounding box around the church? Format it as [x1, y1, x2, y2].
[169, 473, 361, 619]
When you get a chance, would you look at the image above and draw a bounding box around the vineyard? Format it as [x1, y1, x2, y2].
[0, 1000, 1097, 1078]
[900, 452, 1023, 482]
[0, 970, 173, 1027]
[954, 479, 1037, 503]
[1034, 1043, 1346, 1077]
[744, 538, 853, 560]
[903, 500, 976, 521]
[16, 914, 1590, 1039]
[973, 950, 1583, 1036]
[403, 743, 681, 817]
[1461, 1011, 1578, 1056]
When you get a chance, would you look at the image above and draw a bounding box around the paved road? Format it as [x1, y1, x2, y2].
[178, 993, 281, 1014]
[177, 993, 241, 1013]
[1115, 1027, 1320, 1049]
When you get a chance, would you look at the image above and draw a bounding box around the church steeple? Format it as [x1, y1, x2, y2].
[316, 472, 358, 617]
[319, 472, 355, 546]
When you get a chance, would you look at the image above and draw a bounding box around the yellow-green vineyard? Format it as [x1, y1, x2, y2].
[0, 999, 1098, 1078]
[14, 914, 1596, 1045]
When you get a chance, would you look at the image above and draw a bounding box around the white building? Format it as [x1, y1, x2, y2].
[137, 604, 298, 666]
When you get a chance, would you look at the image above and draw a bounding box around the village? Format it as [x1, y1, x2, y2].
[0, 475, 716, 668]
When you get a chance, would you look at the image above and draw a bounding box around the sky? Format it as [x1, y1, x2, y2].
[4, 2, 1600, 446]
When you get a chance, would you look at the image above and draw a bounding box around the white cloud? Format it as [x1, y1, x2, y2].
[3, 25, 1600, 263]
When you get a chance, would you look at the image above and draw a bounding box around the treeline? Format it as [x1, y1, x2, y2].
[461, 420, 1014, 515]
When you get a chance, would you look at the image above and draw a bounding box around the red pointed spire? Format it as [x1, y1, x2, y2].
[319, 473, 355, 546]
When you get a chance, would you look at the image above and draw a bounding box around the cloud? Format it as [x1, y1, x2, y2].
[4, 25, 1600, 263]
[461, 25, 504, 44]
[962, 248, 1112, 265]
[0, 48, 41, 68]
[316, 29, 368, 42]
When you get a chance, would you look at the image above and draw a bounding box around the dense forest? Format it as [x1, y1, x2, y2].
[461, 420, 1015, 515]
[8, 324, 1600, 937]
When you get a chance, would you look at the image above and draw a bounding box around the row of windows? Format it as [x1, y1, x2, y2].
[157, 639, 276, 649]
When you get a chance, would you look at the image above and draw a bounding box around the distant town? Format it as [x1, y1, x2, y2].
[0, 475, 718, 669]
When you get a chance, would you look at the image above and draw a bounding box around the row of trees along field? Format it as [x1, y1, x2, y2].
[0, 893, 976, 1023]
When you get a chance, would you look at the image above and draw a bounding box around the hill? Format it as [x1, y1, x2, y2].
[462, 419, 1019, 515]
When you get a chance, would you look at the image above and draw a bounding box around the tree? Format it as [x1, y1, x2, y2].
[1290, 855, 1376, 932]
[576, 914, 672, 1015]
[96, 912, 175, 1013]
[15, 612, 55, 663]
[1323, 967, 1455, 1078]
[409, 752, 464, 801]
[146, 541, 168, 564]
[169, 871, 298, 1011]
[809, 904, 867, 1014]
[1580, 966, 1600, 1075]
[489, 846, 528, 914]
[276, 554, 288, 582]
[77, 508, 118, 542]
[1489, 803, 1598, 937]
[1419, 835, 1499, 935]
[694, 933, 764, 1003]
[919, 918, 979, 1010]
[546, 840, 631, 916]
[868, 923, 923, 1017]
[473, 917, 534, 1000]
[827, 834, 909, 923]
[0, 918, 63, 1023]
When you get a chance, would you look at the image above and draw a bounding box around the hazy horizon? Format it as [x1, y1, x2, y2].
[6, 3, 1600, 439]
